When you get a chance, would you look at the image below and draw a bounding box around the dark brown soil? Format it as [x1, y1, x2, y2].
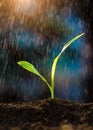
[0, 98, 93, 130]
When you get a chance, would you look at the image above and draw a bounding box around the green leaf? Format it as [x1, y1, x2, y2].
[17, 61, 51, 91]
[51, 33, 84, 89]
[61, 33, 84, 53]
[18, 61, 41, 76]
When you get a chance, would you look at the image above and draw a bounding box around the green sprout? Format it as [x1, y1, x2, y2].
[17, 33, 84, 99]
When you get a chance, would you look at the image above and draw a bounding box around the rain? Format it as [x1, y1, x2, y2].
[0, 0, 92, 102]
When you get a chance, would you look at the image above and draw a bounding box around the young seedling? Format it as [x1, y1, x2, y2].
[17, 33, 84, 99]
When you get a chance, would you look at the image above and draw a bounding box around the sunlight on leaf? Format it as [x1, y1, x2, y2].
[51, 33, 84, 89]
[62, 33, 84, 53]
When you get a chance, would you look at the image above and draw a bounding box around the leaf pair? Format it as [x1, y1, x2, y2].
[18, 33, 84, 99]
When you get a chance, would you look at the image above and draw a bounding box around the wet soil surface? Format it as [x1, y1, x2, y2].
[0, 98, 93, 130]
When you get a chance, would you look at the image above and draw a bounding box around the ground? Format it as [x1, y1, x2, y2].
[0, 98, 93, 130]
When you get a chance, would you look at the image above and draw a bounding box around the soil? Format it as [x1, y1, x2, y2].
[0, 98, 93, 130]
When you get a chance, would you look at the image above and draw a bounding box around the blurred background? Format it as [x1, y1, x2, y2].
[0, 0, 93, 102]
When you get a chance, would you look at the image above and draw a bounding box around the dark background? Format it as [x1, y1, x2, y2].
[0, 0, 93, 102]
